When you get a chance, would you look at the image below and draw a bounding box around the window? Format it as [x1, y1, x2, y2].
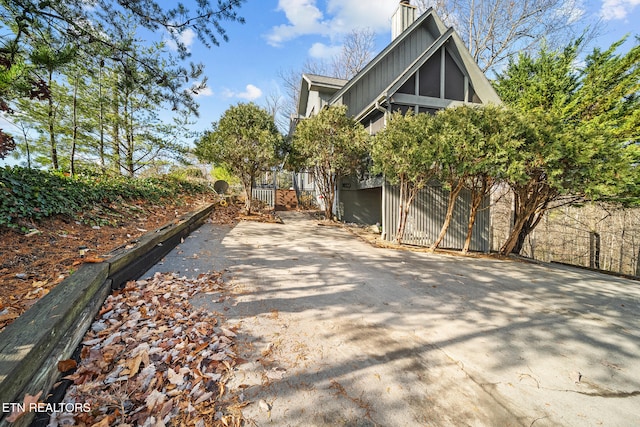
[398, 74, 416, 95]
[419, 53, 441, 98]
[444, 50, 465, 101]
[468, 83, 482, 103]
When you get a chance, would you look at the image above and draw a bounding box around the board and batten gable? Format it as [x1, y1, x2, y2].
[330, 8, 447, 118]
[383, 30, 501, 114]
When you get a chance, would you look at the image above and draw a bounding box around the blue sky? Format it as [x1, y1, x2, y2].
[1, 0, 639, 167]
[184, 0, 640, 134]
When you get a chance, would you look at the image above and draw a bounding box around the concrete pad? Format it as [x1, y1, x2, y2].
[143, 212, 640, 426]
[144, 223, 236, 278]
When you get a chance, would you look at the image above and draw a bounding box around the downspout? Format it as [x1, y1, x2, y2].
[374, 98, 389, 126]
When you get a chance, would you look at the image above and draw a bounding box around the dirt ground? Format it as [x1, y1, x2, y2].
[0, 196, 240, 332]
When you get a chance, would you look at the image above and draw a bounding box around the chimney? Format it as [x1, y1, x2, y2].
[392, 0, 417, 40]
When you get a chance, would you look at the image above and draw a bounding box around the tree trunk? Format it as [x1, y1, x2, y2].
[127, 110, 135, 177]
[395, 178, 419, 245]
[431, 180, 464, 250]
[462, 182, 487, 253]
[512, 206, 548, 254]
[47, 69, 58, 170]
[123, 90, 134, 177]
[243, 175, 253, 215]
[324, 174, 334, 221]
[512, 221, 530, 254]
[111, 82, 121, 174]
[636, 245, 640, 277]
[500, 194, 542, 256]
[590, 231, 601, 269]
[396, 178, 408, 244]
[20, 125, 31, 169]
[500, 183, 554, 256]
[316, 165, 335, 221]
[619, 211, 626, 273]
[99, 62, 105, 170]
[70, 76, 78, 176]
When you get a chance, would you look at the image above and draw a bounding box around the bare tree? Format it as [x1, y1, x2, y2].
[277, 58, 332, 129]
[279, 28, 376, 129]
[331, 28, 376, 80]
[414, 0, 598, 73]
[262, 89, 289, 132]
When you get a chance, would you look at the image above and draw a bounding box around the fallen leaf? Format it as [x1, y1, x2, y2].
[90, 416, 111, 427]
[127, 355, 142, 377]
[194, 391, 213, 405]
[98, 303, 113, 316]
[84, 257, 106, 263]
[159, 398, 174, 419]
[0, 311, 19, 323]
[57, 359, 77, 372]
[220, 327, 237, 337]
[145, 389, 166, 411]
[167, 368, 184, 386]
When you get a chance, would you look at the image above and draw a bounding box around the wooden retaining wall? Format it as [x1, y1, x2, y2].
[0, 203, 215, 427]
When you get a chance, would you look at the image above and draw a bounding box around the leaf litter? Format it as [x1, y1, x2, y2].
[58, 271, 247, 427]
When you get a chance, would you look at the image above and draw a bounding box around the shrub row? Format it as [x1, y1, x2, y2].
[0, 166, 213, 230]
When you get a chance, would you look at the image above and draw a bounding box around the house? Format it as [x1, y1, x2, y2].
[292, 1, 501, 251]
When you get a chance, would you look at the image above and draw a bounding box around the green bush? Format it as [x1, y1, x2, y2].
[0, 166, 213, 230]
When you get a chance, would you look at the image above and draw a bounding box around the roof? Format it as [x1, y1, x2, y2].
[303, 74, 348, 89]
[296, 7, 501, 121]
[297, 74, 348, 116]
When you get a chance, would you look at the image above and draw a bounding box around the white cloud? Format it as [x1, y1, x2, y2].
[193, 86, 213, 97]
[179, 28, 196, 47]
[600, 0, 640, 20]
[165, 28, 197, 51]
[266, 0, 397, 46]
[325, 0, 397, 33]
[556, 0, 585, 24]
[223, 84, 263, 101]
[308, 42, 342, 59]
[267, 0, 328, 46]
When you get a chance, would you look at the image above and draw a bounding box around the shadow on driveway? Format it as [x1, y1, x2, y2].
[153, 211, 640, 426]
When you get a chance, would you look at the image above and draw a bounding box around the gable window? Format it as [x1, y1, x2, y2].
[398, 74, 416, 95]
[445, 50, 465, 101]
[468, 83, 482, 104]
[419, 53, 440, 98]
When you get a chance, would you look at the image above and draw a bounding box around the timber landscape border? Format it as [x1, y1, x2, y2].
[0, 203, 215, 427]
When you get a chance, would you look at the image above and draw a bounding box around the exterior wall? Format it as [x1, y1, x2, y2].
[305, 91, 321, 117]
[342, 25, 436, 116]
[304, 89, 336, 118]
[339, 188, 383, 225]
[294, 171, 316, 192]
[382, 181, 490, 252]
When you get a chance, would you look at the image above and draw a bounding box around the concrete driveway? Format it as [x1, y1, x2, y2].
[146, 211, 640, 426]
